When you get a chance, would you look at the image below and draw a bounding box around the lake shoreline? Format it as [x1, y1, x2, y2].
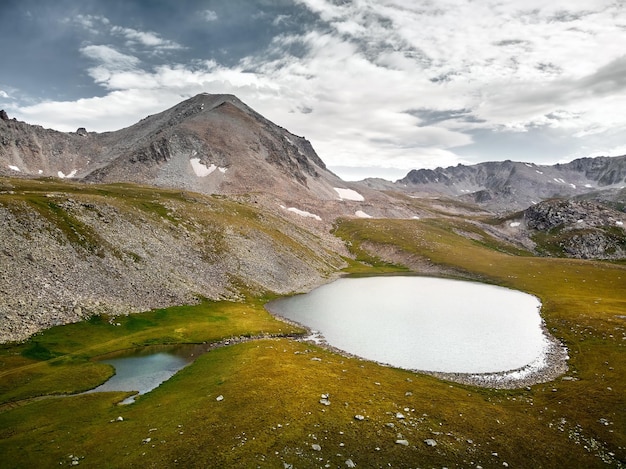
[269, 312, 569, 390]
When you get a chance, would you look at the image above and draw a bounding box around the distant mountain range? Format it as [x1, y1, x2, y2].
[3, 96, 626, 215]
[387, 156, 626, 211]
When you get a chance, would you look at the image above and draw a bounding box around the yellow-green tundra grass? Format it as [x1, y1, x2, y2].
[0, 214, 624, 468]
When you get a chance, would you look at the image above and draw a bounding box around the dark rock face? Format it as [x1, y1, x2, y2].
[0, 110, 8, 121]
[558, 156, 626, 187]
[524, 199, 626, 259]
[525, 199, 621, 231]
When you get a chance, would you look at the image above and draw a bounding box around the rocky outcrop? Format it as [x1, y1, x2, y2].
[524, 199, 626, 259]
[0, 110, 8, 121]
[525, 199, 624, 231]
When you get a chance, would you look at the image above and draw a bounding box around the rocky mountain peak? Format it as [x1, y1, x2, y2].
[0, 93, 345, 210]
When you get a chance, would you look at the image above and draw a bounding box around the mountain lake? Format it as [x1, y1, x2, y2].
[86, 343, 214, 404]
[89, 276, 551, 399]
[266, 276, 549, 374]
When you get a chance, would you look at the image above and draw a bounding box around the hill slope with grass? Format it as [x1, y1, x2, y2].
[1, 95, 625, 468]
[0, 177, 346, 343]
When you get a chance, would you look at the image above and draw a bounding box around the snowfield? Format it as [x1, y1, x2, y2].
[280, 205, 322, 221]
[334, 187, 365, 201]
[58, 170, 77, 179]
[190, 158, 226, 177]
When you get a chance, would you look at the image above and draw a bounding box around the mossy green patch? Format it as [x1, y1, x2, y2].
[0, 299, 304, 404]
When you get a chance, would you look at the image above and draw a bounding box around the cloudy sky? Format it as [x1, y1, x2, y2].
[1, 0, 625, 180]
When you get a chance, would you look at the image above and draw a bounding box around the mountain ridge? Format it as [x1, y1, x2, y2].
[0, 95, 424, 223]
[390, 156, 626, 211]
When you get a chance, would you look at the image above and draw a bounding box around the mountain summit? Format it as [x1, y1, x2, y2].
[0, 94, 346, 202]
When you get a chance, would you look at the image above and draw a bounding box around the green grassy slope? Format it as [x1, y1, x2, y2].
[0, 199, 624, 467]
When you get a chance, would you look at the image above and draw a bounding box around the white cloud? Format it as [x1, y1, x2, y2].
[111, 26, 183, 51]
[79, 45, 142, 88]
[80, 45, 140, 69]
[0, 90, 9, 99]
[272, 15, 291, 26]
[8, 0, 626, 177]
[67, 14, 110, 32]
[202, 10, 218, 22]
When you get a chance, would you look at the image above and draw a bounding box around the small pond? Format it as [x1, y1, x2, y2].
[266, 276, 549, 374]
[86, 343, 212, 404]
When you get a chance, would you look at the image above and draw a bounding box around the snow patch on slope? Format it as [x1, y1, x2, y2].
[280, 205, 322, 221]
[58, 170, 77, 179]
[334, 187, 364, 201]
[190, 158, 218, 177]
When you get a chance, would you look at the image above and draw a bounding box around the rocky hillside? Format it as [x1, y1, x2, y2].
[393, 156, 626, 211]
[0, 177, 346, 343]
[523, 199, 626, 259]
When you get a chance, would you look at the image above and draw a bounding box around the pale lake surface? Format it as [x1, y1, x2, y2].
[87, 343, 211, 403]
[266, 276, 548, 374]
[89, 276, 548, 399]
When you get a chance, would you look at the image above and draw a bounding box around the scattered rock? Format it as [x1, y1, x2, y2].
[345, 459, 356, 468]
[311, 443, 321, 451]
[395, 412, 405, 419]
[396, 439, 409, 446]
[354, 415, 365, 421]
[424, 439, 437, 447]
[216, 395, 224, 401]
